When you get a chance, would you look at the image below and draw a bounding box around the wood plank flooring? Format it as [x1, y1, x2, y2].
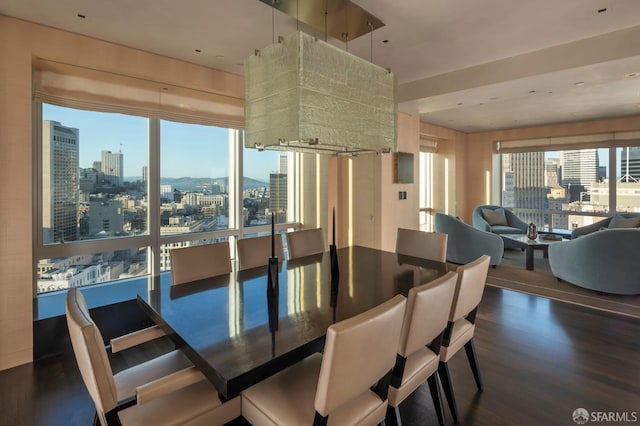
[1, 285, 639, 426]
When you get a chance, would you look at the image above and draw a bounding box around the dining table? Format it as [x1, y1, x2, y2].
[137, 245, 447, 400]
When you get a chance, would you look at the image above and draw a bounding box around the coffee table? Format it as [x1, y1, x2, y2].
[500, 234, 564, 270]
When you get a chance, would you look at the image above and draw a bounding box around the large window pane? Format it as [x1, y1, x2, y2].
[160, 121, 231, 234]
[37, 247, 149, 294]
[501, 148, 610, 230]
[42, 104, 149, 243]
[243, 148, 291, 226]
[419, 152, 433, 231]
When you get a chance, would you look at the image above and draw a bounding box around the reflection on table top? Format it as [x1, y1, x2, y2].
[137, 245, 447, 399]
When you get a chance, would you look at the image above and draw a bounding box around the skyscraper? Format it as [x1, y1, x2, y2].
[279, 154, 288, 174]
[269, 173, 287, 213]
[502, 152, 546, 226]
[560, 149, 599, 202]
[561, 149, 599, 187]
[101, 150, 124, 186]
[42, 120, 79, 243]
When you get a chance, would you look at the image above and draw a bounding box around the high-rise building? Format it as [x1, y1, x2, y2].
[269, 173, 287, 213]
[101, 150, 124, 186]
[544, 158, 560, 187]
[620, 146, 640, 182]
[279, 154, 288, 174]
[142, 165, 148, 183]
[42, 120, 79, 243]
[160, 184, 173, 201]
[561, 149, 599, 187]
[560, 149, 599, 202]
[502, 152, 546, 226]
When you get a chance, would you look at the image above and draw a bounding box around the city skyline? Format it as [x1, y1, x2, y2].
[43, 103, 281, 182]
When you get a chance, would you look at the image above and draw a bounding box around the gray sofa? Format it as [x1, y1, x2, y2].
[548, 228, 640, 295]
[434, 213, 504, 267]
[472, 205, 528, 249]
[570, 212, 640, 239]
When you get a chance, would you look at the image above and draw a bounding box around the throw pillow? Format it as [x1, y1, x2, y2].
[482, 208, 508, 226]
[608, 215, 640, 229]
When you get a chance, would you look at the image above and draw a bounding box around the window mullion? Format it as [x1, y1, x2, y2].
[149, 118, 161, 278]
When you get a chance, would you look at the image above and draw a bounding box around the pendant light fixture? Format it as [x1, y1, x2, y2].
[244, 0, 397, 155]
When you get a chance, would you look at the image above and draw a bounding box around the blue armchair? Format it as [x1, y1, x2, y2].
[472, 205, 528, 249]
[548, 228, 640, 295]
[434, 213, 504, 267]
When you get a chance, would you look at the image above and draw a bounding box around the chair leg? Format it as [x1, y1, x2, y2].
[464, 339, 483, 391]
[427, 373, 446, 426]
[385, 404, 402, 426]
[438, 361, 459, 423]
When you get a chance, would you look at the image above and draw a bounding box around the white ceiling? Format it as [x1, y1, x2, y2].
[2, 0, 640, 132]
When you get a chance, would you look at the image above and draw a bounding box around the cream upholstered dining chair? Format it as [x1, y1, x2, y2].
[387, 271, 458, 426]
[241, 295, 407, 426]
[395, 228, 448, 263]
[237, 234, 285, 271]
[286, 228, 326, 260]
[65, 288, 240, 426]
[170, 241, 232, 285]
[438, 254, 491, 423]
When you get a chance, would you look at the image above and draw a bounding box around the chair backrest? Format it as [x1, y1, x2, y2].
[286, 228, 325, 259]
[398, 271, 458, 358]
[170, 241, 232, 285]
[395, 228, 448, 262]
[237, 234, 285, 271]
[65, 288, 117, 424]
[314, 295, 406, 417]
[449, 255, 491, 322]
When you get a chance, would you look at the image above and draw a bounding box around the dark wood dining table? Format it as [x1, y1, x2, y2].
[137, 245, 447, 400]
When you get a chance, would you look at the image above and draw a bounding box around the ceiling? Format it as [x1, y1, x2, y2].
[2, 0, 640, 133]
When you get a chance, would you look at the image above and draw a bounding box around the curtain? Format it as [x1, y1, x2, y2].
[33, 59, 244, 129]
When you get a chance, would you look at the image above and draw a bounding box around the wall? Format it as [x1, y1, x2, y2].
[0, 15, 244, 370]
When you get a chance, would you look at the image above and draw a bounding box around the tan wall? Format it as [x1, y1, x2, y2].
[379, 113, 420, 251]
[0, 15, 243, 370]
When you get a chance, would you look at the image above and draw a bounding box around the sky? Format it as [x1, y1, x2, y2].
[43, 104, 281, 182]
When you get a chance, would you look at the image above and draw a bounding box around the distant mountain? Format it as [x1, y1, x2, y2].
[155, 176, 268, 191]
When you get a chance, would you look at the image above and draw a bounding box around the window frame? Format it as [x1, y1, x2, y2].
[33, 101, 299, 304]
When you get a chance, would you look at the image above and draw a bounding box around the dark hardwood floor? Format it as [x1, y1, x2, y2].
[2, 285, 639, 426]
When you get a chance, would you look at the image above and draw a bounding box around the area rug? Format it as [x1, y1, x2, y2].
[462, 249, 640, 319]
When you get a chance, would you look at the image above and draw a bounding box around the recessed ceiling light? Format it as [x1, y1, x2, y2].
[574, 81, 585, 86]
[76, 13, 86, 19]
[529, 90, 536, 94]
[195, 49, 201, 53]
[382, 40, 389, 43]
[625, 72, 639, 78]
[457, 102, 463, 106]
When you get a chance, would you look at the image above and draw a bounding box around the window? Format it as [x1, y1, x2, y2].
[160, 120, 230, 233]
[419, 151, 434, 231]
[242, 148, 293, 227]
[35, 103, 298, 295]
[500, 144, 640, 230]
